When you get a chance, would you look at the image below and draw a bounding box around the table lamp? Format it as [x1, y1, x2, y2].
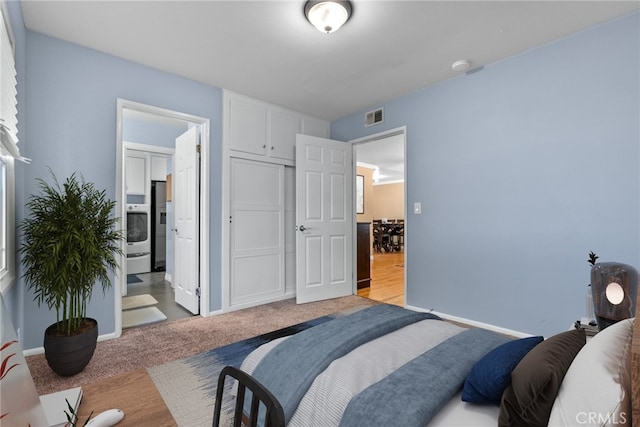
[590, 262, 638, 330]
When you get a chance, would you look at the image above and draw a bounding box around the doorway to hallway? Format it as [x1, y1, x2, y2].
[353, 127, 406, 307]
[357, 251, 404, 306]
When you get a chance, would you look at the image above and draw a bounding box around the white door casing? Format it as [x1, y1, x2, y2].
[174, 126, 200, 313]
[229, 159, 285, 306]
[296, 134, 354, 304]
[116, 99, 210, 338]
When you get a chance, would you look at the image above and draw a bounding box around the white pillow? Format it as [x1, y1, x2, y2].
[548, 318, 633, 427]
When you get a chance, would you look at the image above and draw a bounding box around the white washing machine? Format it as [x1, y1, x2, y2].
[126, 204, 151, 274]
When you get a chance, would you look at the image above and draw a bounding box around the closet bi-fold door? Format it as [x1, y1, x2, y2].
[230, 158, 285, 306]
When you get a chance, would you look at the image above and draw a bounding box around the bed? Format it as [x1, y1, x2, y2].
[219, 294, 640, 427]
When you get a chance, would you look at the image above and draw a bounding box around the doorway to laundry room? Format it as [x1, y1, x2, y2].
[123, 142, 193, 329]
[117, 100, 210, 332]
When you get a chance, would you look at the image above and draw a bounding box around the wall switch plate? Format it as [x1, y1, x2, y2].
[414, 202, 421, 214]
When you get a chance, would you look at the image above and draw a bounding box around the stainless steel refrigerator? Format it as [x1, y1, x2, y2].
[151, 181, 167, 271]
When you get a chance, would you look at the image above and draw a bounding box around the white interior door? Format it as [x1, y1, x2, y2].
[174, 126, 200, 313]
[229, 159, 285, 306]
[296, 134, 353, 304]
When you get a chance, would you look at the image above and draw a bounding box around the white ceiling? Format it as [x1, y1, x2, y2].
[19, 1, 639, 185]
[356, 134, 405, 185]
[20, 1, 639, 123]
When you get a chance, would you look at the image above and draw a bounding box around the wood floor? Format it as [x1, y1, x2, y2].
[77, 368, 176, 426]
[357, 251, 404, 306]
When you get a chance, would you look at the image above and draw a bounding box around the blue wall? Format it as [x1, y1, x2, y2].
[6, 2, 639, 348]
[123, 116, 188, 148]
[17, 29, 223, 349]
[333, 12, 640, 337]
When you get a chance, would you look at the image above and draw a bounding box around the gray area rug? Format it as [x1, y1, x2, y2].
[149, 308, 367, 426]
[122, 306, 167, 328]
[121, 293, 158, 310]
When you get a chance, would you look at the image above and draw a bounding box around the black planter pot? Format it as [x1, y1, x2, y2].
[43, 318, 98, 376]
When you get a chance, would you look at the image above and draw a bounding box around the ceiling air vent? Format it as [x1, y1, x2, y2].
[365, 108, 384, 127]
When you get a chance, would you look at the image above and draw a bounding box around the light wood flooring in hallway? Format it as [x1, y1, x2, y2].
[358, 251, 404, 306]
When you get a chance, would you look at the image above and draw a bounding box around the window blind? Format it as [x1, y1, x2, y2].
[0, 7, 26, 163]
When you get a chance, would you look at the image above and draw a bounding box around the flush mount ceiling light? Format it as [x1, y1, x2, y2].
[304, 1, 352, 34]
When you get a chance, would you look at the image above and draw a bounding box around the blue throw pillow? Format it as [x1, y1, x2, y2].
[461, 335, 544, 404]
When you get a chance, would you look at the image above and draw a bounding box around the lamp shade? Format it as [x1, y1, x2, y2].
[304, 1, 352, 34]
[590, 262, 639, 330]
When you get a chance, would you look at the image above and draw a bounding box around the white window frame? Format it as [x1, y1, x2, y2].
[0, 153, 15, 292]
[0, 2, 19, 293]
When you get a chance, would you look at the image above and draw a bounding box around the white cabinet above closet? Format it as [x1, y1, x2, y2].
[269, 108, 300, 161]
[301, 115, 330, 140]
[225, 91, 329, 165]
[228, 95, 268, 157]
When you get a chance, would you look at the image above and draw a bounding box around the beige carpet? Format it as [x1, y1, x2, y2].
[122, 294, 158, 310]
[27, 295, 379, 396]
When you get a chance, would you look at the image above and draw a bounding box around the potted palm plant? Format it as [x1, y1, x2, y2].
[19, 171, 123, 376]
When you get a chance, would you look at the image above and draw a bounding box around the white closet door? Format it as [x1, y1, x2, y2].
[284, 166, 296, 294]
[230, 158, 285, 306]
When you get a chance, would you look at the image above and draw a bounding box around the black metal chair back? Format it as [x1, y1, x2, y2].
[213, 366, 285, 427]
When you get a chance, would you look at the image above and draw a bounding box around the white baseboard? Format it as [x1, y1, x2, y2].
[205, 307, 224, 317]
[23, 346, 43, 357]
[23, 331, 120, 356]
[222, 292, 295, 314]
[164, 272, 172, 283]
[405, 304, 532, 338]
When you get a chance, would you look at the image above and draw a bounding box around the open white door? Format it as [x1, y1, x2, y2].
[295, 134, 353, 304]
[174, 126, 200, 313]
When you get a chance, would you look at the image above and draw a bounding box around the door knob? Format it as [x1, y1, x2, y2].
[298, 225, 306, 232]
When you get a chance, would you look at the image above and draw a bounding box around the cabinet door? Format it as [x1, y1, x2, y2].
[357, 223, 371, 289]
[126, 152, 147, 195]
[270, 109, 300, 161]
[229, 96, 268, 156]
[150, 155, 167, 181]
[301, 116, 329, 138]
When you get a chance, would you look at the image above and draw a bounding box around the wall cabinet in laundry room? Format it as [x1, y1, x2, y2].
[125, 151, 148, 196]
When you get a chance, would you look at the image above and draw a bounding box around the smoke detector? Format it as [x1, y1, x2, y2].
[452, 60, 471, 72]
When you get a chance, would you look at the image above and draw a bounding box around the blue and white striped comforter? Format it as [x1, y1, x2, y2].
[240, 305, 509, 427]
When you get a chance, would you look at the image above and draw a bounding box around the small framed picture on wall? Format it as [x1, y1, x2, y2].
[356, 175, 364, 214]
